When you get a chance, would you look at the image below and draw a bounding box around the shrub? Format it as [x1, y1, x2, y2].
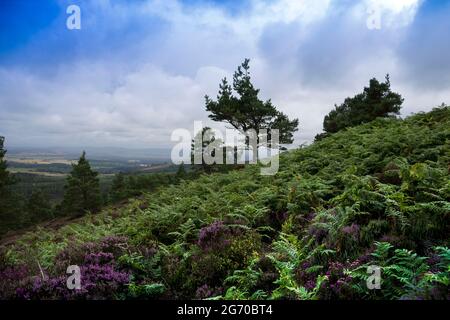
[16, 263, 130, 300]
[190, 228, 262, 292]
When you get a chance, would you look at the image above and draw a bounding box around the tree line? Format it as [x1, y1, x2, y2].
[0, 145, 195, 235]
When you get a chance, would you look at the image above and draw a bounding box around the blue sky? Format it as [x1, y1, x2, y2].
[0, 1, 59, 54]
[1, 0, 450, 148]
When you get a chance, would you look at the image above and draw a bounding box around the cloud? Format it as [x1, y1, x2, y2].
[0, 0, 449, 148]
[0, 61, 229, 147]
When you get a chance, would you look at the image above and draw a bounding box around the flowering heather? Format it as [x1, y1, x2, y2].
[140, 244, 158, 258]
[342, 223, 360, 239]
[84, 252, 115, 265]
[308, 225, 328, 242]
[12, 236, 132, 300]
[98, 236, 129, 254]
[0, 265, 30, 299]
[296, 261, 318, 291]
[348, 252, 371, 268]
[426, 252, 442, 273]
[16, 263, 130, 300]
[198, 221, 232, 252]
[0, 265, 29, 282]
[266, 211, 289, 229]
[319, 260, 362, 300]
[55, 236, 129, 273]
[195, 284, 223, 299]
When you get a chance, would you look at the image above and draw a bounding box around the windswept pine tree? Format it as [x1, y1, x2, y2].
[205, 59, 299, 156]
[322, 75, 403, 134]
[61, 151, 101, 216]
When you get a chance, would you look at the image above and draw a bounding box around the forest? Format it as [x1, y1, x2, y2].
[0, 62, 448, 300]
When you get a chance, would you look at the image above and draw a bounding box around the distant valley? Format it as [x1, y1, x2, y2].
[5, 147, 176, 202]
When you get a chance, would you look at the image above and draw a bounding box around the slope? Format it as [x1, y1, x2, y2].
[1, 106, 449, 300]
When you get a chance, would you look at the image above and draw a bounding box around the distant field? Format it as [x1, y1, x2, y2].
[5, 157, 74, 165]
[7, 152, 178, 203]
[9, 168, 68, 177]
[7, 156, 175, 175]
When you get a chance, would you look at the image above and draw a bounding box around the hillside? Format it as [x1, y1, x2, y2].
[1, 106, 449, 300]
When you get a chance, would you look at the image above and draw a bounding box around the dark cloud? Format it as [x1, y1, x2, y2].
[397, 1, 450, 89]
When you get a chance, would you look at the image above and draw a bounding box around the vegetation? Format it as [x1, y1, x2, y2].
[190, 127, 237, 173]
[0, 147, 191, 236]
[1, 105, 449, 300]
[0, 137, 26, 234]
[191, 127, 222, 173]
[320, 75, 403, 137]
[26, 190, 53, 223]
[108, 171, 190, 203]
[205, 59, 299, 154]
[60, 152, 102, 217]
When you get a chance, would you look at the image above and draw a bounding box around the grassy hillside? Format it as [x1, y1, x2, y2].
[1, 106, 449, 300]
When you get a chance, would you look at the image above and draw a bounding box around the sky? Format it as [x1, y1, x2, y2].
[0, 0, 450, 149]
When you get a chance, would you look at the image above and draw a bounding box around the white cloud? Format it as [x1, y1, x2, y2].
[366, 0, 421, 13]
[0, 61, 231, 147]
[362, 0, 422, 27]
[1, 0, 448, 149]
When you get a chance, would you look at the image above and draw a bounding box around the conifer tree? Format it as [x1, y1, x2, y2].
[323, 75, 403, 134]
[61, 151, 101, 216]
[0, 137, 12, 194]
[191, 127, 224, 173]
[176, 162, 187, 179]
[26, 190, 53, 223]
[110, 172, 128, 202]
[205, 59, 299, 157]
[0, 137, 22, 234]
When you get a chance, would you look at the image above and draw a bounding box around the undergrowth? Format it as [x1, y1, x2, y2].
[1, 106, 449, 300]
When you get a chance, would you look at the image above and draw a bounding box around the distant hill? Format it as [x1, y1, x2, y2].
[1, 106, 449, 300]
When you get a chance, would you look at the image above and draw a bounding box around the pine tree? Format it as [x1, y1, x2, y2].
[61, 151, 101, 216]
[323, 75, 403, 134]
[205, 59, 299, 157]
[0, 137, 23, 234]
[190, 127, 224, 173]
[176, 162, 187, 179]
[110, 172, 128, 202]
[26, 190, 53, 223]
[0, 137, 13, 194]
